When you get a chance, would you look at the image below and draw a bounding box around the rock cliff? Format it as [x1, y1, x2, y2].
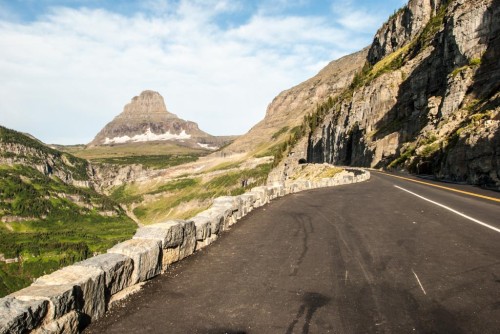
[90, 90, 233, 150]
[273, 0, 499, 189]
[0, 126, 94, 187]
[222, 48, 368, 154]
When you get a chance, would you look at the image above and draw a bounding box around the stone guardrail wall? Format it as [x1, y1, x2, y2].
[0, 168, 370, 334]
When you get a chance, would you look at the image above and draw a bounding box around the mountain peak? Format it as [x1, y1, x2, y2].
[89, 90, 228, 149]
[120, 90, 178, 119]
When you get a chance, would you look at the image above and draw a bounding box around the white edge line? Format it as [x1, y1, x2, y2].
[394, 185, 500, 234]
[412, 269, 427, 295]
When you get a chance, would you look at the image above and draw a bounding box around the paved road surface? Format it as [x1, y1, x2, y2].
[86, 172, 500, 334]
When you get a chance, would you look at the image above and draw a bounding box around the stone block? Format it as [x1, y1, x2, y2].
[162, 246, 180, 269]
[271, 182, 285, 196]
[32, 310, 79, 334]
[251, 186, 270, 204]
[266, 186, 276, 199]
[0, 297, 48, 334]
[34, 265, 106, 322]
[74, 253, 133, 297]
[133, 220, 184, 248]
[206, 206, 233, 231]
[11, 284, 75, 320]
[196, 210, 224, 235]
[239, 193, 257, 215]
[179, 220, 196, 260]
[212, 196, 238, 211]
[240, 193, 257, 208]
[196, 239, 210, 251]
[192, 216, 211, 241]
[107, 239, 161, 284]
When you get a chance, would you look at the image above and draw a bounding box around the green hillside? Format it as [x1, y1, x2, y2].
[0, 126, 136, 297]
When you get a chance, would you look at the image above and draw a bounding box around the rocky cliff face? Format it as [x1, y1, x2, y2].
[0, 126, 94, 188]
[222, 49, 368, 154]
[90, 90, 231, 150]
[0, 125, 132, 221]
[302, 0, 499, 189]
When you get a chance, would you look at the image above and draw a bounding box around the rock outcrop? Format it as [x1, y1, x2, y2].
[271, 0, 499, 189]
[90, 90, 232, 150]
[0, 126, 93, 187]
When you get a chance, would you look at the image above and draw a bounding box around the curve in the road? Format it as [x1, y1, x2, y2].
[86, 172, 500, 334]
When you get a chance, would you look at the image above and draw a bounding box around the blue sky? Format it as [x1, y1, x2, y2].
[0, 0, 406, 144]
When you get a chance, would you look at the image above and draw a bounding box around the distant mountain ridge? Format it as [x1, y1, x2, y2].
[90, 90, 234, 150]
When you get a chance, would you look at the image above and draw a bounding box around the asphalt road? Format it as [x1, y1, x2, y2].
[86, 172, 500, 334]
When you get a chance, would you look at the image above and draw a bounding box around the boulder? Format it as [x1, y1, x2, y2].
[74, 253, 133, 297]
[192, 216, 211, 241]
[32, 310, 80, 334]
[0, 297, 48, 334]
[248, 188, 267, 206]
[10, 284, 75, 320]
[162, 246, 180, 269]
[107, 239, 161, 284]
[33, 265, 106, 322]
[238, 193, 258, 215]
[179, 220, 196, 260]
[212, 196, 238, 211]
[133, 220, 184, 248]
[195, 210, 224, 235]
[216, 207, 235, 229]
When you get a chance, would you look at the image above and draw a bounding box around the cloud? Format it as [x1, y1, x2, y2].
[331, 0, 395, 32]
[0, 0, 378, 144]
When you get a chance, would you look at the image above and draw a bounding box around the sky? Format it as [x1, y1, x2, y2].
[0, 0, 406, 144]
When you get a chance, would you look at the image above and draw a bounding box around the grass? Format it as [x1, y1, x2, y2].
[148, 178, 200, 195]
[469, 58, 482, 66]
[318, 167, 344, 178]
[94, 154, 201, 169]
[206, 161, 242, 172]
[271, 126, 290, 140]
[254, 142, 287, 158]
[65, 141, 208, 169]
[388, 146, 416, 169]
[372, 44, 410, 76]
[420, 142, 440, 157]
[0, 164, 136, 297]
[65, 141, 207, 159]
[451, 57, 483, 77]
[109, 184, 144, 205]
[289, 164, 343, 181]
[130, 163, 273, 224]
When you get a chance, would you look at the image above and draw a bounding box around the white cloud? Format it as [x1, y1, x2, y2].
[0, 1, 375, 144]
[331, 0, 389, 32]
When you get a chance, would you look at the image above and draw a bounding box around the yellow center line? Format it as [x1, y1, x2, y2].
[374, 171, 500, 203]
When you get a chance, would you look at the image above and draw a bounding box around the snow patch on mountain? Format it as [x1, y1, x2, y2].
[104, 128, 191, 144]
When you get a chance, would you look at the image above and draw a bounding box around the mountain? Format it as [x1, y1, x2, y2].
[307, 0, 499, 189]
[0, 125, 136, 296]
[256, 0, 499, 190]
[89, 90, 234, 150]
[222, 49, 368, 155]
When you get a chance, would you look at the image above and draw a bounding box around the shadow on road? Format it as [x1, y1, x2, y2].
[285, 292, 331, 334]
